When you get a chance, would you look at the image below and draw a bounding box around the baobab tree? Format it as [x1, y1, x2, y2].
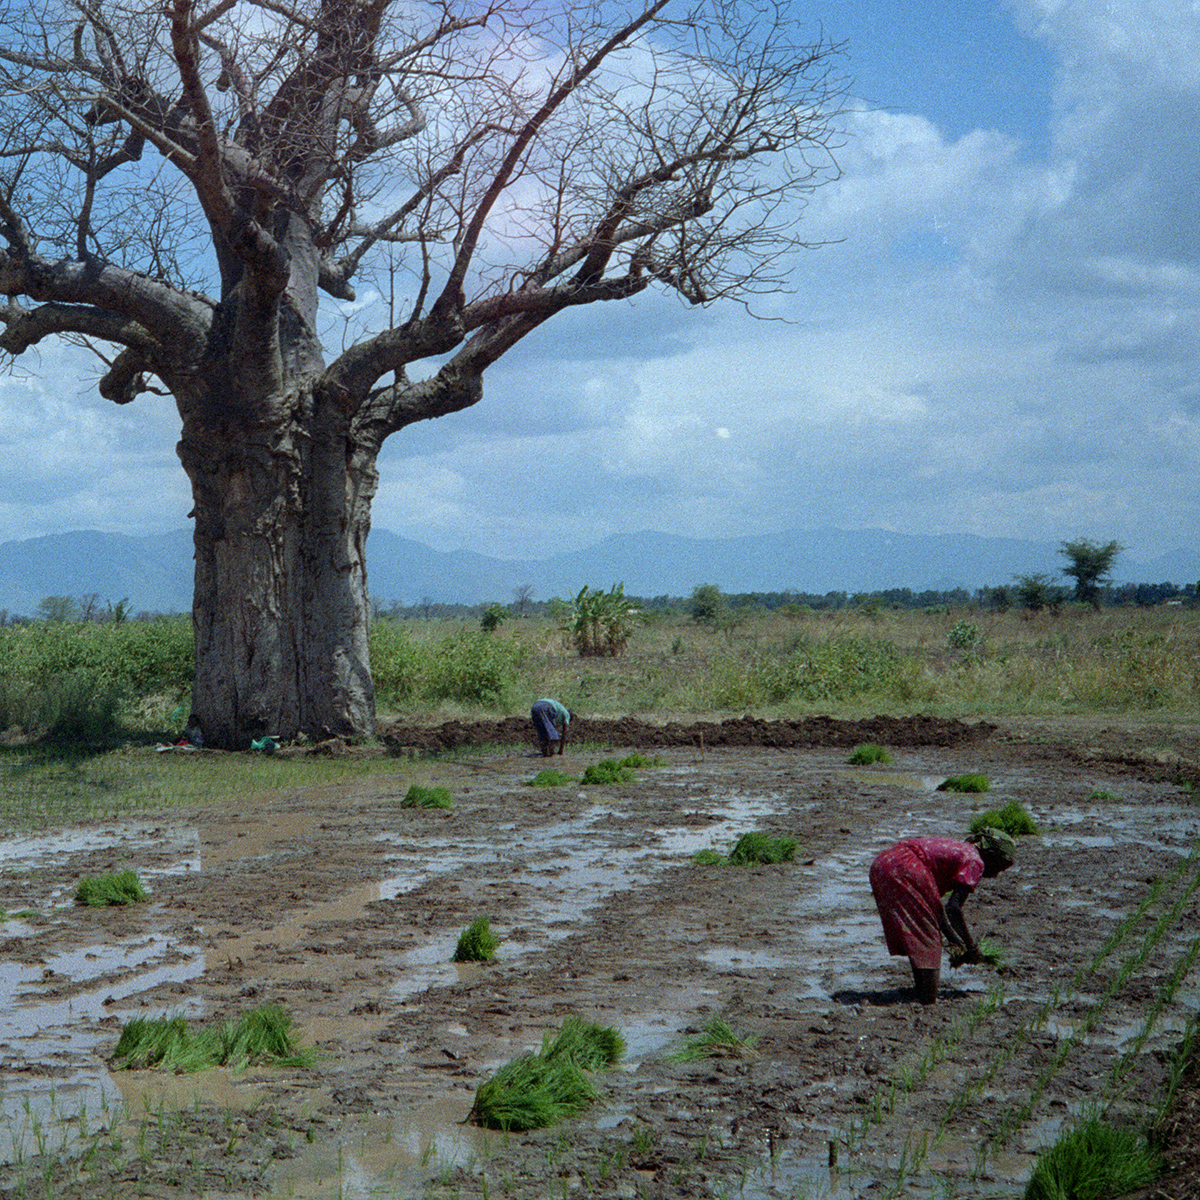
[0, 0, 844, 746]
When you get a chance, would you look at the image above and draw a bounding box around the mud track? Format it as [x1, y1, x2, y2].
[1, 714, 1198, 1199]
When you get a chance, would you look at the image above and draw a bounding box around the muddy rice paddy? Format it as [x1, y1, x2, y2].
[1, 714, 1199, 1199]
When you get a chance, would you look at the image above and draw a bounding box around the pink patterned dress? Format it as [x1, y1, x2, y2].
[869, 838, 985, 970]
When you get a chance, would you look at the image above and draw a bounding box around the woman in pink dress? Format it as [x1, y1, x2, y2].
[869, 829, 1015, 1004]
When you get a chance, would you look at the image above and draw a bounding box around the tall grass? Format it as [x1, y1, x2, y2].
[2, 606, 1198, 739]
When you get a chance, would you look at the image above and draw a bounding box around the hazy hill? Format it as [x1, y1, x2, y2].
[0, 526, 1195, 615]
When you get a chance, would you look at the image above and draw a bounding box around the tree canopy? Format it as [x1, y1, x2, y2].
[0, 0, 847, 745]
[1059, 538, 1121, 610]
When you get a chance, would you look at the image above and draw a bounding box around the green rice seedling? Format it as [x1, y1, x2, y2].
[580, 759, 635, 785]
[207, 1005, 316, 1070]
[848, 743, 892, 765]
[453, 915, 499, 962]
[670, 1016, 759, 1062]
[74, 868, 149, 906]
[937, 773, 990, 793]
[976, 938, 1006, 969]
[527, 769, 575, 787]
[618, 752, 665, 768]
[111, 1017, 208, 1072]
[1087, 788, 1121, 803]
[692, 849, 726, 865]
[969, 799, 1039, 837]
[541, 1016, 625, 1070]
[1023, 1116, 1162, 1200]
[401, 784, 453, 809]
[727, 831, 799, 865]
[469, 1052, 597, 1131]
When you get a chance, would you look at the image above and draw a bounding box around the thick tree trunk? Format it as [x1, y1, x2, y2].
[178, 383, 378, 749]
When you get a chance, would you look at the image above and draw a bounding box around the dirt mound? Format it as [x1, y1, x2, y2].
[378, 712, 996, 755]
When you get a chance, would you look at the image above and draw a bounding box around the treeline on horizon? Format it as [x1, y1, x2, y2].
[4, 577, 1198, 627]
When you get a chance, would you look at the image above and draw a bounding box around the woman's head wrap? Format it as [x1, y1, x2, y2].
[966, 826, 1017, 863]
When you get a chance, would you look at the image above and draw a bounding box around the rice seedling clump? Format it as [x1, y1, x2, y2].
[469, 1016, 623, 1130]
[111, 1005, 314, 1073]
[453, 915, 499, 962]
[670, 1016, 759, 1062]
[848, 743, 892, 765]
[401, 784, 453, 809]
[727, 831, 799, 865]
[74, 868, 149, 906]
[969, 799, 1039, 837]
[1023, 1116, 1162, 1200]
[541, 1015, 626, 1069]
[527, 768, 575, 787]
[581, 759, 635, 785]
[937, 773, 990, 793]
[618, 752, 665, 768]
[692, 849, 726, 865]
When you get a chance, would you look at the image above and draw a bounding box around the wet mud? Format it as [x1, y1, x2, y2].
[1, 715, 1199, 1199]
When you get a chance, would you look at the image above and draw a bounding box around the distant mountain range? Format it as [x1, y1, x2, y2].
[0, 526, 1196, 615]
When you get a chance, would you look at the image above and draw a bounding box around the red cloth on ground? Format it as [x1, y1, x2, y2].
[869, 838, 985, 970]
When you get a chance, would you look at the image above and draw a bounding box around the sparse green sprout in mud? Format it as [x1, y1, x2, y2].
[74, 868, 149, 906]
[670, 1016, 759, 1062]
[969, 799, 1039, 837]
[469, 1015, 622, 1130]
[1023, 1116, 1163, 1200]
[527, 769, 576, 787]
[454, 915, 499, 962]
[937, 773, 990, 793]
[541, 1015, 626, 1070]
[727, 831, 799, 865]
[581, 759, 635, 785]
[401, 784, 453, 809]
[111, 1005, 314, 1073]
[848, 743, 892, 765]
[1088, 788, 1121, 803]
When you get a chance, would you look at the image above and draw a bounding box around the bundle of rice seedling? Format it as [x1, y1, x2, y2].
[848, 743, 892, 765]
[111, 1016, 204, 1071]
[580, 759, 635, 785]
[670, 1016, 759, 1063]
[469, 1051, 597, 1131]
[937, 773, 990, 793]
[527, 768, 575, 787]
[541, 1015, 626, 1069]
[969, 799, 1039, 837]
[111, 1006, 315, 1073]
[691, 849, 726, 865]
[727, 831, 799, 865]
[453, 915, 499, 962]
[401, 785, 453, 809]
[1024, 1116, 1162, 1200]
[74, 868, 149, 906]
[209, 1005, 316, 1070]
[618, 752, 665, 768]
[976, 938, 1006, 968]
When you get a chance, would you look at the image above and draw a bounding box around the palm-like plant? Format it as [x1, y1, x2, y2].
[566, 584, 639, 657]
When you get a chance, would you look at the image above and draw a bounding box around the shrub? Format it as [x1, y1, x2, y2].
[969, 799, 1039, 837]
[947, 619, 981, 650]
[938, 773, 990, 793]
[727, 831, 798, 865]
[74, 868, 149, 906]
[453, 915, 499, 962]
[848, 742, 892, 765]
[401, 785, 453, 809]
[1023, 1116, 1162, 1200]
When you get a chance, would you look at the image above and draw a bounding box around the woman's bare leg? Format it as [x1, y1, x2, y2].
[912, 965, 940, 1004]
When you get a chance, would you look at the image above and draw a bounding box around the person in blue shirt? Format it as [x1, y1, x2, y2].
[530, 698, 572, 757]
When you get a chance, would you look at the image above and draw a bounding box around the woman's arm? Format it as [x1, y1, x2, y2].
[943, 885, 981, 963]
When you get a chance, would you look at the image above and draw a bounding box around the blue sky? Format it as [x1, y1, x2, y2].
[1, 0, 1196, 576]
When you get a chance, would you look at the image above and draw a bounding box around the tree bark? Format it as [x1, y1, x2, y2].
[178, 363, 377, 748]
